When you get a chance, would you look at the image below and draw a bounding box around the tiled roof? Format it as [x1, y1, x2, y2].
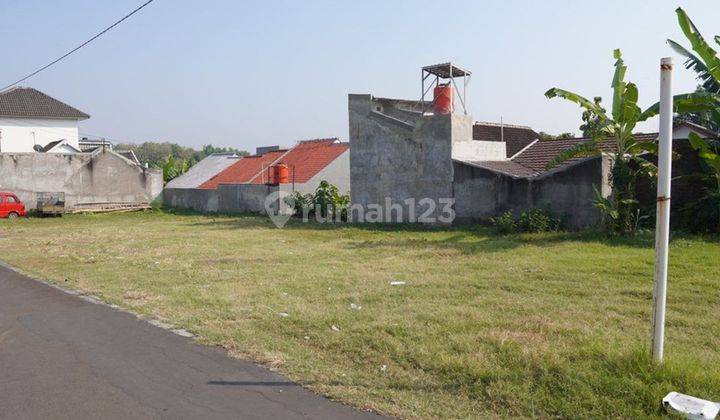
[463, 160, 538, 178]
[166, 153, 240, 189]
[249, 139, 348, 185]
[198, 138, 348, 189]
[513, 133, 658, 174]
[0, 87, 89, 119]
[462, 133, 659, 178]
[199, 150, 287, 189]
[40, 140, 64, 152]
[473, 122, 539, 157]
[40, 139, 81, 153]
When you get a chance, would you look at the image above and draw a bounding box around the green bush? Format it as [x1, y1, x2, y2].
[284, 191, 314, 217]
[517, 208, 562, 233]
[490, 211, 516, 234]
[284, 181, 349, 221]
[491, 208, 562, 234]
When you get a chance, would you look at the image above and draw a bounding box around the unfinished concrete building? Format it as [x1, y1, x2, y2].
[349, 63, 712, 228]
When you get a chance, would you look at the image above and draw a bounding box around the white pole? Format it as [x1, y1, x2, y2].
[651, 57, 674, 363]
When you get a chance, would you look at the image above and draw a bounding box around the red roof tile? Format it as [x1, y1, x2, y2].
[199, 150, 287, 189]
[249, 139, 348, 185]
[198, 138, 348, 189]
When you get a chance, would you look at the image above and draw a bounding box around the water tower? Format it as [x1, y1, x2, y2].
[421, 62, 471, 115]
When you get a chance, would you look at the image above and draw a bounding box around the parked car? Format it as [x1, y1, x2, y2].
[0, 192, 27, 219]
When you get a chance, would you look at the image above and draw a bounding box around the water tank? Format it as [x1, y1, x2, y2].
[268, 163, 289, 184]
[274, 163, 289, 184]
[433, 84, 453, 114]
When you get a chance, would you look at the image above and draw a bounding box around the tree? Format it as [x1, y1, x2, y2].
[668, 7, 720, 231]
[545, 49, 717, 234]
[115, 142, 249, 169]
[579, 97, 606, 137]
[538, 132, 575, 141]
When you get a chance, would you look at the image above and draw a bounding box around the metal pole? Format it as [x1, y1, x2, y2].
[651, 57, 674, 363]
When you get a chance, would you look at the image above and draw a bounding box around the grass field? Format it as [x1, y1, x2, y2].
[0, 210, 718, 418]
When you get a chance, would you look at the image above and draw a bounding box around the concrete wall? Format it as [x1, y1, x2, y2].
[453, 157, 607, 229]
[0, 118, 80, 153]
[164, 183, 287, 215]
[452, 139, 506, 161]
[0, 149, 162, 209]
[349, 94, 456, 222]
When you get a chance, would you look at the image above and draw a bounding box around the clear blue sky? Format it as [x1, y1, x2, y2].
[3, 1, 719, 151]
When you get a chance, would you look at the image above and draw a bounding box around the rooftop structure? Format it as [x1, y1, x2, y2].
[421, 62, 471, 115]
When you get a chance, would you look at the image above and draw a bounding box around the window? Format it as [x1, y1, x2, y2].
[6, 196, 17, 203]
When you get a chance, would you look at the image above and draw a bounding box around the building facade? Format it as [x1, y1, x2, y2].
[0, 87, 89, 153]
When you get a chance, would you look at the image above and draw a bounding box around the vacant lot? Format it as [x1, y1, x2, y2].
[0, 211, 718, 418]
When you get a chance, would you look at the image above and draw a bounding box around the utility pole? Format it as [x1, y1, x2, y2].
[651, 57, 674, 363]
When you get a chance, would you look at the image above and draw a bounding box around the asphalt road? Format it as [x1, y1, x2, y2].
[0, 264, 383, 419]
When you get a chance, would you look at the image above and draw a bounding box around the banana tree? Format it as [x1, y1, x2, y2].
[667, 7, 720, 132]
[545, 49, 717, 234]
[667, 7, 720, 231]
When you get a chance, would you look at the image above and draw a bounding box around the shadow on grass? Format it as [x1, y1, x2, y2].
[158, 208, 718, 253]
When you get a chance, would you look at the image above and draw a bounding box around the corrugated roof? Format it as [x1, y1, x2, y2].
[166, 153, 240, 189]
[0, 87, 89, 119]
[473, 122, 539, 158]
[249, 139, 348, 185]
[199, 150, 287, 189]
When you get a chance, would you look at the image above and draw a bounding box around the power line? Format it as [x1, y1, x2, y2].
[0, 0, 155, 92]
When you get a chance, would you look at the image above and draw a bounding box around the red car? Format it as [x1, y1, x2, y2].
[0, 192, 26, 219]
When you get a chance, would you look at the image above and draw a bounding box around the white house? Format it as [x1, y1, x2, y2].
[0, 87, 89, 153]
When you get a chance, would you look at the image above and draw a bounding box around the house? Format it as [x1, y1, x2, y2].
[199, 139, 349, 193]
[0, 87, 162, 210]
[38, 139, 82, 154]
[348, 63, 714, 228]
[0, 87, 89, 153]
[165, 152, 241, 189]
[164, 138, 350, 214]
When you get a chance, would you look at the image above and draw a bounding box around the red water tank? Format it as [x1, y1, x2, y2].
[275, 163, 289, 184]
[271, 163, 289, 184]
[433, 84, 454, 114]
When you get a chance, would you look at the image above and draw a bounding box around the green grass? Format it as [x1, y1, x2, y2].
[0, 210, 718, 418]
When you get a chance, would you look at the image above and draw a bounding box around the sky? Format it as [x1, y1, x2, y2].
[2, 0, 719, 151]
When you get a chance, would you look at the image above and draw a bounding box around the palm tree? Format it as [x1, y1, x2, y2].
[545, 49, 717, 234]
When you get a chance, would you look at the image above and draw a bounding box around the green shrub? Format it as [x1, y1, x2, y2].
[284, 181, 349, 221]
[284, 191, 314, 217]
[517, 208, 562, 233]
[491, 208, 562, 234]
[490, 211, 516, 234]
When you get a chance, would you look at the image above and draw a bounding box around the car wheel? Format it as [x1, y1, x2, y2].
[7, 212, 19, 219]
